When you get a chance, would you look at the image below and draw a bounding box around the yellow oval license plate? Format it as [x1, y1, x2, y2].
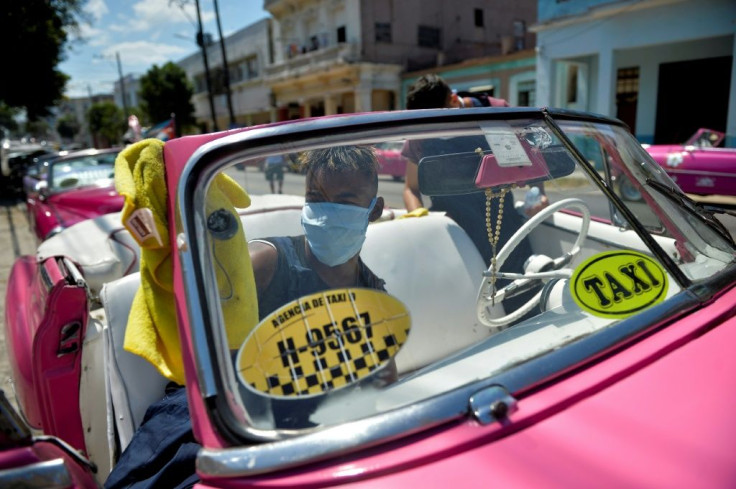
[236, 288, 410, 397]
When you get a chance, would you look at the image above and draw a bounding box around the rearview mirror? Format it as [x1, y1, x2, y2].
[418, 144, 577, 197]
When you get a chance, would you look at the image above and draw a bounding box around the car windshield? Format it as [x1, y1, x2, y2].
[685, 128, 725, 148]
[47, 152, 117, 192]
[186, 110, 734, 440]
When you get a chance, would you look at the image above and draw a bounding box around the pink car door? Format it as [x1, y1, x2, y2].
[681, 148, 736, 195]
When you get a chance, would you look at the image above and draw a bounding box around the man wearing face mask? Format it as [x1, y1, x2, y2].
[249, 145, 387, 321]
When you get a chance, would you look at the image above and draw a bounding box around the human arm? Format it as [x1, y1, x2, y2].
[401, 140, 425, 211]
[486, 96, 510, 107]
[459, 94, 510, 108]
[403, 159, 424, 211]
[523, 183, 549, 217]
[248, 240, 279, 301]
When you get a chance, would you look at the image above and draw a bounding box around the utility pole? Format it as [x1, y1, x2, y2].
[194, 0, 219, 132]
[213, 0, 236, 128]
[116, 52, 129, 116]
[87, 84, 97, 148]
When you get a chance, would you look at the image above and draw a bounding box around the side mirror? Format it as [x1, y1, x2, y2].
[36, 180, 48, 198]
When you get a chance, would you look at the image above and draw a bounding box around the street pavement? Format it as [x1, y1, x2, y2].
[0, 199, 36, 411]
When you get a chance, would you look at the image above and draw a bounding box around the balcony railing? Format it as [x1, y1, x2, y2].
[265, 42, 359, 81]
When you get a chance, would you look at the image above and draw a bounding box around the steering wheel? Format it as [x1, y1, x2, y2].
[477, 198, 591, 329]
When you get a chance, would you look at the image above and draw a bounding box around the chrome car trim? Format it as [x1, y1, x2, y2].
[61, 257, 86, 288]
[173, 212, 219, 398]
[44, 225, 65, 241]
[197, 388, 469, 477]
[0, 458, 72, 488]
[666, 169, 736, 178]
[469, 385, 518, 425]
[39, 261, 54, 290]
[34, 435, 98, 472]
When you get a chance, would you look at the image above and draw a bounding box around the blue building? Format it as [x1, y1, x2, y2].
[532, 0, 736, 146]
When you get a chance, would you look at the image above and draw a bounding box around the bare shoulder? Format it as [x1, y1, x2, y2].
[248, 240, 279, 291]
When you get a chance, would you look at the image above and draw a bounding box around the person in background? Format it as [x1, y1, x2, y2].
[264, 153, 286, 194]
[401, 73, 539, 314]
[452, 89, 510, 108]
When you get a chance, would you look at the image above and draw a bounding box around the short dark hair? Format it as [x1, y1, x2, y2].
[406, 74, 452, 110]
[300, 145, 379, 187]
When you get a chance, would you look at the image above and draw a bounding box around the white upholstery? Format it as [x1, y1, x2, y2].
[37, 212, 139, 300]
[36, 197, 306, 305]
[361, 214, 495, 373]
[238, 195, 304, 239]
[79, 311, 114, 483]
[101, 272, 169, 452]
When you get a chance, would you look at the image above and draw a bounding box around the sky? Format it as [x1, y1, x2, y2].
[60, 0, 269, 98]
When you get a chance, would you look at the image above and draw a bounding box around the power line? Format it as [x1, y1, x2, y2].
[169, 0, 198, 29]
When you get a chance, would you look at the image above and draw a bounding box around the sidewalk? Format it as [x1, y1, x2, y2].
[0, 200, 37, 411]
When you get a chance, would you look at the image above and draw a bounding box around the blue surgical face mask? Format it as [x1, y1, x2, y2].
[301, 198, 377, 266]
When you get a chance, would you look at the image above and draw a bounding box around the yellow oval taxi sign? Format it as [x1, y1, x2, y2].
[236, 288, 410, 398]
[570, 250, 668, 319]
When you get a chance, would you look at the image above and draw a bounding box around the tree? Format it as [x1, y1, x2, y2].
[138, 62, 196, 133]
[0, 1, 86, 120]
[0, 104, 21, 136]
[25, 119, 52, 140]
[87, 102, 125, 148]
[57, 114, 81, 141]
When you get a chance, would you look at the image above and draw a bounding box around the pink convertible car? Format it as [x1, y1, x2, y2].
[635, 128, 735, 199]
[3, 110, 736, 487]
[26, 148, 124, 241]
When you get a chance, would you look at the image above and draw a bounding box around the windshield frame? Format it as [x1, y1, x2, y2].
[174, 108, 736, 473]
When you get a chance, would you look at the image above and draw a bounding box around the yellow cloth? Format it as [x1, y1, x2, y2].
[115, 139, 258, 385]
[399, 207, 429, 218]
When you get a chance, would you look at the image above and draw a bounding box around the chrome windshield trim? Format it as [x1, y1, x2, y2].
[197, 286, 710, 478]
[543, 112, 692, 289]
[198, 391, 467, 477]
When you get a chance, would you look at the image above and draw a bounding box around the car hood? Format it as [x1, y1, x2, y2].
[349, 289, 736, 488]
[47, 185, 124, 228]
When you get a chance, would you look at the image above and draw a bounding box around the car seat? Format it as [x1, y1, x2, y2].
[361, 213, 498, 374]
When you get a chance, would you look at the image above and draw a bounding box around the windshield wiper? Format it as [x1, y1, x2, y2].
[645, 178, 735, 245]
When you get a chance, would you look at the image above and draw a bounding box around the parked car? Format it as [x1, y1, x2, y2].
[0, 142, 58, 199]
[628, 128, 735, 200]
[26, 147, 123, 241]
[21, 150, 70, 197]
[4, 109, 736, 487]
[374, 140, 408, 181]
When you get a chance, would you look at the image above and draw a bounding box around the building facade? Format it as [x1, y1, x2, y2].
[178, 19, 274, 131]
[532, 0, 736, 146]
[176, 0, 537, 128]
[400, 48, 537, 109]
[265, 0, 537, 118]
